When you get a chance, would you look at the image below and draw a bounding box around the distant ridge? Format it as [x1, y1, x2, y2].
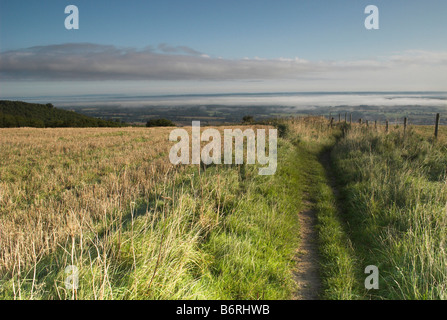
[0, 100, 126, 128]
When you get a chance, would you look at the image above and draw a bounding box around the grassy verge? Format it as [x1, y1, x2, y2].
[195, 137, 303, 299]
[332, 125, 447, 299]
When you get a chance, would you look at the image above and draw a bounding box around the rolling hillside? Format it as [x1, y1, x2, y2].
[0, 100, 126, 128]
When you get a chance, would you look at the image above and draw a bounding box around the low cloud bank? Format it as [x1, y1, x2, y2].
[10, 92, 446, 109]
[1, 43, 446, 84]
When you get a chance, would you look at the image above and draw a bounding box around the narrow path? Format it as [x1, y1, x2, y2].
[292, 148, 340, 300]
[293, 197, 321, 300]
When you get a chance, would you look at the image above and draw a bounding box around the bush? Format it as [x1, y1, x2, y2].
[242, 115, 254, 124]
[146, 119, 176, 127]
[275, 123, 289, 138]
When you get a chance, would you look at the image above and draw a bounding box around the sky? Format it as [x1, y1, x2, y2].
[0, 0, 447, 98]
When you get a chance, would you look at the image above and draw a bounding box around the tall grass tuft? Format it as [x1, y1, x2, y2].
[333, 125, 447, 299]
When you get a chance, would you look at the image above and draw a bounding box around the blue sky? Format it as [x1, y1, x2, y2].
[1, 0, 447, 97]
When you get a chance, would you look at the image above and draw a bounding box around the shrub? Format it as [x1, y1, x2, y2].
[242, 115, 254, 124]
[146, 118, 176, 127]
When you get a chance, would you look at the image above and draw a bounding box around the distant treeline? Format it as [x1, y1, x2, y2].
[0, 100, 127, 128]
[146, 118, 176, 127]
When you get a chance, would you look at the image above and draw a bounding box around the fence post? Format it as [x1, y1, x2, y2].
[338, 114, 341, 123]
[404, 117, 407, 137]
[435, 113, 440, 140]
[386, 120, 389, 133]
[350, 113, 352, 124]
[345, 112, 347, 123]
[330, 117, 334, 128]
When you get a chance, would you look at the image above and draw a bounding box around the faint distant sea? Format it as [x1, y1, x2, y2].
[2, 92, 447, 109]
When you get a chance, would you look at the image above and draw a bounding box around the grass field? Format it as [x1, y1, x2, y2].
[1, 119, 446, 300]
[331, 123, 447, 299]
[0, 125, 304, 299]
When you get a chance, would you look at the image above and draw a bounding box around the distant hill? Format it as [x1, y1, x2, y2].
[0, 100, 126, 128]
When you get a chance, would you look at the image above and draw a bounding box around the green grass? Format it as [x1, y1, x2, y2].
[306, 147, 361, 300]
[287, 120, 361, 299]
[0, 133, 306, 300]
[196, 138, 307, 299]
[6, 119, 444, 300]
[332, 126, 447, 299]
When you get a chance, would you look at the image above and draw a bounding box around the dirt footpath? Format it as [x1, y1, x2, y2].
[293, 199, 322, 300]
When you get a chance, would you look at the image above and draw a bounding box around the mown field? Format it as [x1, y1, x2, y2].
[1, 118, 446, 300]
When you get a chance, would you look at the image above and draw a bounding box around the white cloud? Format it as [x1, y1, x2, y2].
[0, 43, 317, 81]
[0, 43, 446, 91]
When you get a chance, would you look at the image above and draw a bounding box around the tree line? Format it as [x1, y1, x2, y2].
[0, 100, 126, 128]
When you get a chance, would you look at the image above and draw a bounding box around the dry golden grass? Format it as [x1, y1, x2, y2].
[1, 124, 297, 300]
[291, 116, 447, 144]
[0, 127, 177, 274]
[411, 125, 447, 144]
[0, 124, 270, 279]
[287, 116, 336, 144]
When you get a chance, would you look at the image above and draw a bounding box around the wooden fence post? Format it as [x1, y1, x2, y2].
[404, 117, 407, 137]
[350, 114, 352, 124]
[435, 113, 440, 140]
[386, 120, 389, 133]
